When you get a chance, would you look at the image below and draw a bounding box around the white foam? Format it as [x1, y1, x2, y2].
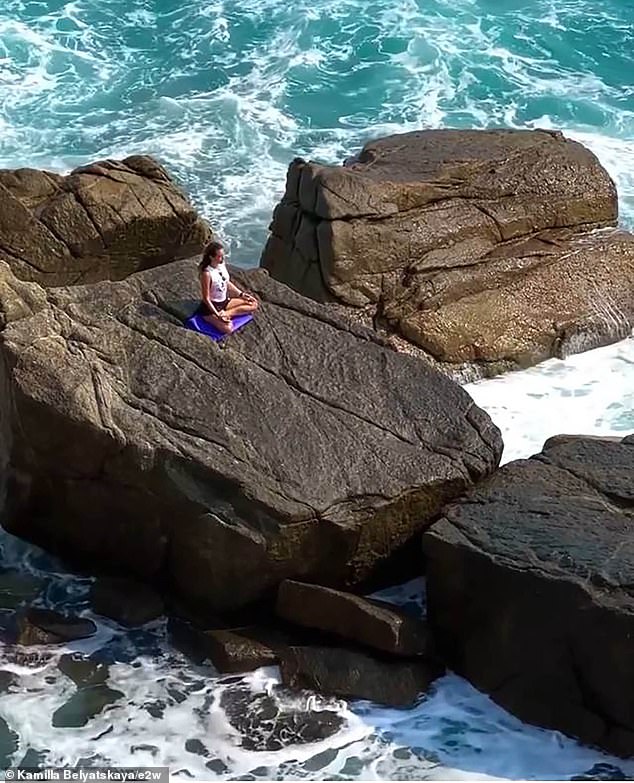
[466, 335, 634, 463]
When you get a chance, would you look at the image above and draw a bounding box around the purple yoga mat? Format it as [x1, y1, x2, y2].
[184, 312, 254, 342]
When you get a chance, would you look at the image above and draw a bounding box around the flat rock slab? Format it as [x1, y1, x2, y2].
[0, 259, 501, 613]
[16, 608, 96, 646]
[0, 156, 209, 287]
[423, 434, 634, 757]
[261, 129, 634, 379]
[203, 627, 283, 673]
[280, 645, 443, 707]
[276, 579, 431, 656]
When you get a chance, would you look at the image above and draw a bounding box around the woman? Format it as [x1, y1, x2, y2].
[197, 241, 258, 334]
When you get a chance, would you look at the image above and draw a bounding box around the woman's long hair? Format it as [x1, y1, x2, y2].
[199, 241, 223, 272]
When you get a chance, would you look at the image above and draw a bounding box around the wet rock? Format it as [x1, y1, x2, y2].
[280, 645, 443, 707]
[58, 654, 109, 687]
[167, 618, 212, 666]
[52, 684, 123, 728]
[423, 434, 634, 757]
[571, 763, 627, 780]
[90, 576, 164, 627]
[17, 748, 49, 769]
[0, 669, 17, 693]
[185, 738, 208, 757]
[0, 570, 44, 610]
[220, 683, 344, 751]
[0, 715, 19, 769]
[144, 701, 166, 720]
[203, 627, 288, 673]
[16, 608, 96, 645]
[276, 580, 431, 656]
[206, 759, 229, 775]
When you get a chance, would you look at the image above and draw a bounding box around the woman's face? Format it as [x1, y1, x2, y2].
[213, 247, 224, 265]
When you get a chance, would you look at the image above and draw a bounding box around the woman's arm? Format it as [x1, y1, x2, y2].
[227, 279, 256, 301]
[227, 279, 243, 297]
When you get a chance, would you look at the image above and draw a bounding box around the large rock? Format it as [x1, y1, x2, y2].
[276, 579, 431, 656]
[280, 645, 443, 706]
[0, 259, 501, 613]
[422, 434, 634, 757]
[0, 156, 210, 287]
[261, 129, 634, 379]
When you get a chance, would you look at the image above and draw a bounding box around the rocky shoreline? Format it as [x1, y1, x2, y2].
[0, 129, 633, 759]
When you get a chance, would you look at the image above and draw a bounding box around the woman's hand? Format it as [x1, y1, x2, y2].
[241, 291, 256, 303]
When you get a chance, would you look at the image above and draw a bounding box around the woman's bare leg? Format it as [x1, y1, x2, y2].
[203, 313, 233, 334]
[224, 297, 259, 316]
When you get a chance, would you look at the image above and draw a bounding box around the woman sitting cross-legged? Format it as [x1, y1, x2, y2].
[197, 240, 258, 334]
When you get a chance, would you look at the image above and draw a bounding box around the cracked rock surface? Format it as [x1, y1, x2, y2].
[0, 156, 210, 287]
[422, 434, 634, 757]
[261, 128, 634, 380]
[0, 259, 501, 612]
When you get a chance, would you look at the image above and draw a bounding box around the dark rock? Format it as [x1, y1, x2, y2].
[220, 683, 344, 751]
[144, 701, 165, 720]
[0, 669, 17, 693]
[203, 627, 283, 673]
[185, 738, 208, 757]
[168, 619, 291, 673]
[261, 129, 634, 380]
[58, 654, 109, 687]
[0, 156, 210, 288]
[0, 715, 19, 769]
[571, 763, 628, 780]
[206, 759, 229, 775]
[276, 579, 430, 656]
[0, 259, 501, 613]
[52, 684, 123, 728]
[90, 576, 164, 627]
[167, 618, 212, 666]
[16, 608, 96, 645]
[423, 434, 634, 758]
[280, 645, 443, 707]
[0, 570, 44, 610]
[17, 748, 49, 769]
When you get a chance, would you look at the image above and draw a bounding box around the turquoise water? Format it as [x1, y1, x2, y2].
[1, 0, 633, 264]
[1, 0, 634, 778]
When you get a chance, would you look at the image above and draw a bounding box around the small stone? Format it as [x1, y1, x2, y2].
[58, 654, 109, 687]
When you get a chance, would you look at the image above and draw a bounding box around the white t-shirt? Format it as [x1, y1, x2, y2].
[206, 262, 229, 302]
